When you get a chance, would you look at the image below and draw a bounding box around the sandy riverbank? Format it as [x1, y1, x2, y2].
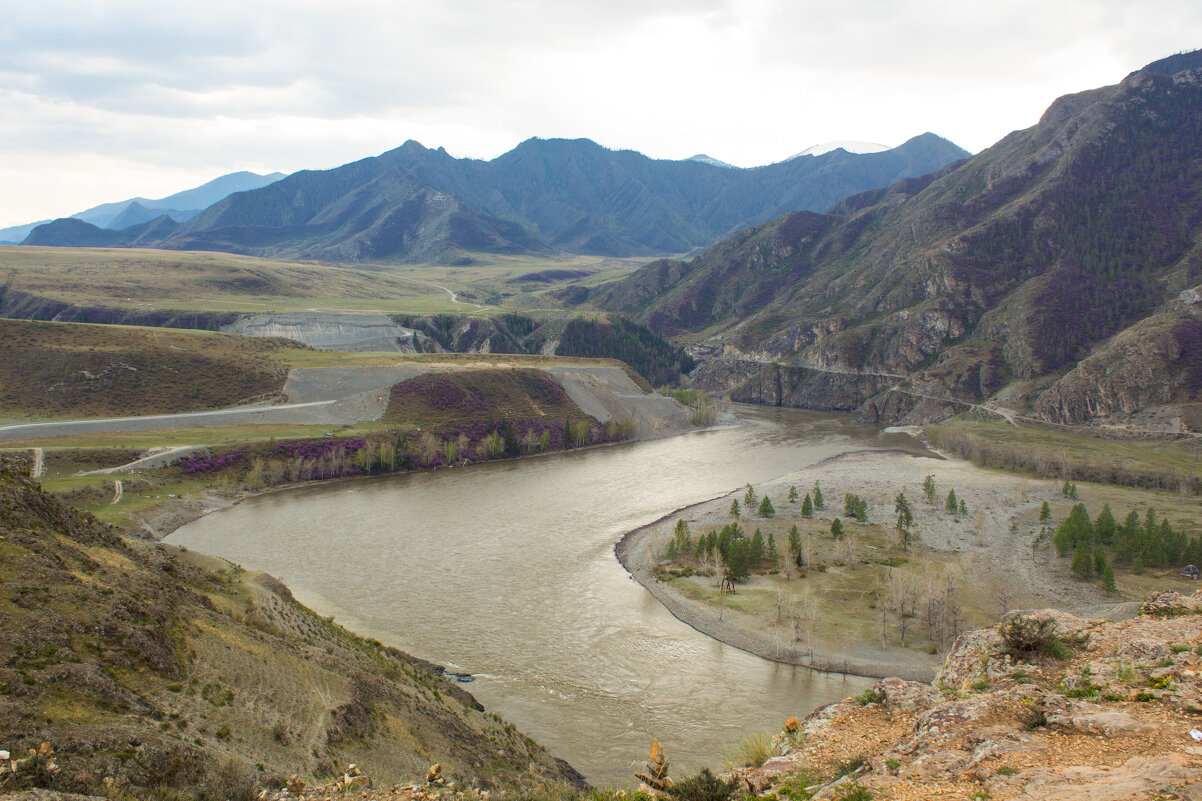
[615, 447, 1130, 682]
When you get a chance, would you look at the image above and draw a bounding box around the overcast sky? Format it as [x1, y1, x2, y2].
[1, 0, 1200, 228]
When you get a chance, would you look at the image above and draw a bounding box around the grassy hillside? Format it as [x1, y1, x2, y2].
[0, 247, 461, 314]
[0, 319, 304, 419]
[0, 456, 583, 798]
[385, 368, 600, 433]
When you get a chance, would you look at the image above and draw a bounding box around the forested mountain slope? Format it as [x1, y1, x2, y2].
[578, 50, 1202, 427]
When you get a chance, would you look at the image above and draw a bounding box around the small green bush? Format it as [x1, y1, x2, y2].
[995, 766, 1017, 776]
[834, 785, 873, 801]
[666, 769, 739, 801]
[1064, 684, 1101, 699]
[853, 688, 882, 706]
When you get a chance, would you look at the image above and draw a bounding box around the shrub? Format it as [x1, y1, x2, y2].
[853, 688, 882, 706]
[666, 769, 739, 801]
[727, 732, 774, 768]
[1000, 615, 1071, 660]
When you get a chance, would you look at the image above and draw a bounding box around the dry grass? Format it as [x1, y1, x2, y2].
[0, 318, 304, 418]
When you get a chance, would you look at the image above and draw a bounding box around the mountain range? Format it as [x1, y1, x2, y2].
[574, 49, 1202, 429]
[0, 171, 285, 243]
[20, 135, 968, 262]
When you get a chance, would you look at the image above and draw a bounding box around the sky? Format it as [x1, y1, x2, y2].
[1, 0, 1201, 228]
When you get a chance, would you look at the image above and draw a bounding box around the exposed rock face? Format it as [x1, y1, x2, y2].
[222, 312, 426, 352]
[1033, 309, 1202, 425]
[724, 592, 1202, 801]
[727, 363, 896, 412]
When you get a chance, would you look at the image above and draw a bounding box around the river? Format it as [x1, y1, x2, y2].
[167, 405, 932, 785]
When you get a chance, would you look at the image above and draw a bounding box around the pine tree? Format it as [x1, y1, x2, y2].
[750, 528, 765, 563]
[730, 499, 740, 518]
[894, 491, 914, 551]
[1102, 564, 1116, 592]
[767, 532, 778, 562]
[744, 485, 757, 508]
[1039, 501, 1052, 522]
[1071, 543, 1094, 578]
[1094, 504, 1117, 544]
[666, 539, 678, 561]
[844, 493, 867, 523]
[787, 524, 801, 560]
[922, 474, 936, 503]
[830, 518, 844, 539]
[812, 482, 824, 510]
[788, 486, 799, 503]
[958, 499, 968, 517]
[1093, 546, 1107, 577]
[758, 496, 775, 517]
[1062, 480, 1073, 497]
[946, 489, 958, 513]
[801, 493, 814, 518]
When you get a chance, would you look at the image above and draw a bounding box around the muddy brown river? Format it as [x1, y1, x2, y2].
[168, 405, 931, 785]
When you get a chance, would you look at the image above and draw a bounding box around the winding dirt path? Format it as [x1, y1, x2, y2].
[389, 274, 492, 311]
[110, 480, 123, 505]
[30, 447, 43, 478]
[81, 445, 203, 475]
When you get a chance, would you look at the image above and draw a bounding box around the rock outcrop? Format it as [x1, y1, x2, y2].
[725, 594, 1202, 801]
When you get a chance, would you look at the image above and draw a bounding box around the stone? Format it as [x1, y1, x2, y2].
[744, 755, 804, 793]
[634, 738, 672, 791]
[871, 677, 943, 711]
[1117, 637, 1170, 662]
[1140, 590, 1202, 617]
[1065, 707, 1153, 736]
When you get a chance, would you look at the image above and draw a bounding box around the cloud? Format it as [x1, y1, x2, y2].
[0, 0, 1200, 226]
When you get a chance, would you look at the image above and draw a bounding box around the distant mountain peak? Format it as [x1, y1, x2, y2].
[790, 140, 890, 159]
[686, 154, 736, 169]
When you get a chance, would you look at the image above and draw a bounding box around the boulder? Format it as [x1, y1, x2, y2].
[871, 677, 943, 711]
[1140, 590, 1202, 617]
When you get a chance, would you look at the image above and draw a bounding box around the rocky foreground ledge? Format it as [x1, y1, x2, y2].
[727, 590, 1202, 800]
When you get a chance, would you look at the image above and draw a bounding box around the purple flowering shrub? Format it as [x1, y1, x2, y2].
[179, 449, 246, 474]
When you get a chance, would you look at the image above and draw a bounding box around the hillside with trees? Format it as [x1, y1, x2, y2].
[576, 50, 1202, 429]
